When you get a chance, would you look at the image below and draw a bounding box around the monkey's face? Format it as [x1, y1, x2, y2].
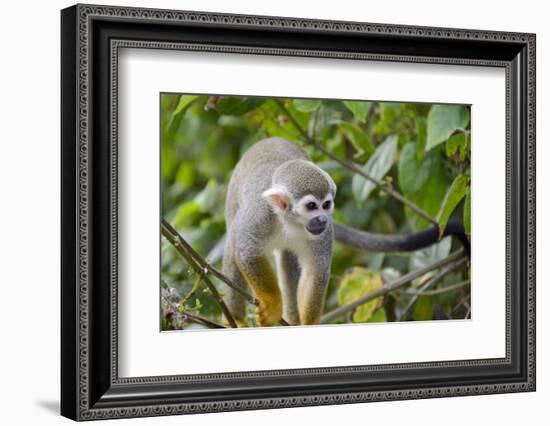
[262, 160, 337, 239]
[262, 185, 335, 238]
[294, 194, 334, 236]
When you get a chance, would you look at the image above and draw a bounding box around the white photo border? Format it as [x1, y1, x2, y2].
[116, 44, 507, 378]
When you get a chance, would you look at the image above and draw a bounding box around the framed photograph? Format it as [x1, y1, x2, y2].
[61, 3, 536, 421]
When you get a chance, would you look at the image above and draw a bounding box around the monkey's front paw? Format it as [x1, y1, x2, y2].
[255, 299, 282, 327]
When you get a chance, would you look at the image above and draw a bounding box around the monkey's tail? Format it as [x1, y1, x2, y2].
[333, 217, 470, 254]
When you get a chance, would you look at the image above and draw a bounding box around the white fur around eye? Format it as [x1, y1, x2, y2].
[296, 195, 319, 216]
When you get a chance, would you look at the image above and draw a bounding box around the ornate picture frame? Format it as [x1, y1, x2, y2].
[61, 3, 535, 420]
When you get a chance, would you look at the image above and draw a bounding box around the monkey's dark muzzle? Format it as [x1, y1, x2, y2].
[307, 216, 327, 235]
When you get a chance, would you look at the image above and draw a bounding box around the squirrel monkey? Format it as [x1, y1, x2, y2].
[222, 137, 468, 327]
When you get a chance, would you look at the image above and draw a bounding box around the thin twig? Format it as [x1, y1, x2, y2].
[180, 271, 204, 305]
[404, 280, 470, 296]
[274, 99, 438, 226]
[310, 104, 320, 140]
[452, 295, 471, 314]
[182, 311, 226, 329]
[464, 300, 471, 319]
[162, 219, 258, 306]
[397, 258, 468, 321]
[320, 248, 465, 324]
[161, 222, 238, 328]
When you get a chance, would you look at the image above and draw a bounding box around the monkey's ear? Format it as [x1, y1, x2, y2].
[262, 186, 291, 214]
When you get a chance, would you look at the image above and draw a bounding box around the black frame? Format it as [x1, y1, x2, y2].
[61, 3, 536, 421]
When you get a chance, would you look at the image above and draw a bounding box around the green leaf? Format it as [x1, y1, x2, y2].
[371, 211, 397, 235]
[379, 102, 404, 124]
[194, 298, 203, 313]
[175, 161, 195, 189]
[410, 236, 451, 271]
[380, 267, 401, 284]
[161, 144, 177, 179]
[351, 135, 398, 203]
[367, 253, 385, 272]
[464, 191, 471, 239]
[343, 101, 372, 123]
[293, 99, 321, 112]
[173, 95, 199, 116]
[368, 309, 387, 323]
[415, 117, 427, 161]
[398, 142, 431, 195]
[398, 142, 449, 231]
[446, 131, 471, 161]
[446, 132, 462, 157]
[218, 115, 246, 128]
[413, 296, 433, 320]
[173, 201, 202, 228]
[337, 122, 374, 157]
[436, 175, 470, 236]
[161, 94, 177, 112]
[217, 97, 265, 115]
[194, 179, 223, 213]
[406, 181, 449, 231]
[165, 95, 199, 145]
[426, 105, 469, 151]
[338, 267, 384, 323]
[461, 133, 471, 161]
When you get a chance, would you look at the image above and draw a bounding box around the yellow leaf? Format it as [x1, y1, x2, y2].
[338, 267, 384, 323]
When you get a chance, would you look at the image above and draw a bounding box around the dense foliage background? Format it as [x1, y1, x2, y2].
[160, 94, 471, 330]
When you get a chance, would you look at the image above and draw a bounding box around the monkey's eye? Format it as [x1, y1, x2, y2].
[306, 201, 318, 211]
[322, 200, 332, 210]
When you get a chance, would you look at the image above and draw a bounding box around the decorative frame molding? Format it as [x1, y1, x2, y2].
[61, 3, 535, 421]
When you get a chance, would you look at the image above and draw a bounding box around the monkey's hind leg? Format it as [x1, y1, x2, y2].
[276, 250, 301, 325]
[222, 242, 249, 328]
[235, 255, 282, 327]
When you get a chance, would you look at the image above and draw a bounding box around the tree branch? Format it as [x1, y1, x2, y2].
[161, 220, 239, 328]
[162, 219, 291, 327]
[162, 286, 226, 329]
[274, 99, 438, 226]
[320, 248, 465, 324]
[404, 279, 470, 296]
[180, 271, 204, 306]
[162, 219, 258, 306]
[397, 257, 468, 321]
[182, 311, 226, 329]
[464, 302, 471, 320]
